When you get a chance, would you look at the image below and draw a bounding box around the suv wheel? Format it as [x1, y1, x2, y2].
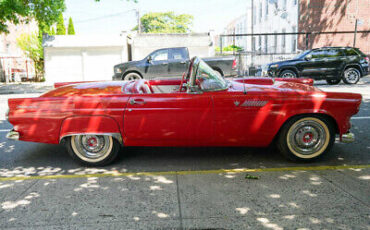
[342, 68, 360, 84]
[123, 72, 142, 81]
[279, 70, 297, 78]
[326, 79, 341, 85]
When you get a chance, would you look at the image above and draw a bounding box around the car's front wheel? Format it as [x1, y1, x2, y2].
[342, 68, 360, 84]
[123, 72, 142, 81]
[279, 70, 297, 78]
[277, 116, 335, 161]
[66, 135, 120, 166]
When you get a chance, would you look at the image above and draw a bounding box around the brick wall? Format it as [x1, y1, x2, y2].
[298, 0, 370, 54]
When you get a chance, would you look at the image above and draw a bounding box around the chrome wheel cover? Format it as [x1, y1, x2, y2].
[287, 118, 329, 158]
[124, 73, 141, 81]
[71, 135, 113, 163]
[281, 72, 296, 78]
[344, 69, 359, 84]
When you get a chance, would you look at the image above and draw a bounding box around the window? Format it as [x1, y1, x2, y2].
[265, 0, 269, 20]
[294, 0, 297, 5]
[282, 29, 286, 53]
[253, 5, 256, 25]
[258, 36, 262, 51]
[326, 49, 343, 57]
[252, 37, 256, 52]
[344, 48, 358, 56]
[171, 48, 187, 60]
[274, 32, 277, 53]
[264, 35, 268, 53]
[283, 0, 287, 10]
[292, 26, 297, 52]
[151, 49, 168, 61]
[259, 2, 262, 23]
[310, 50, 327, 59]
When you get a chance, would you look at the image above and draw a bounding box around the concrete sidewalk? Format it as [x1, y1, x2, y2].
[0, 83, 53, 95]
[0, 166, 369, 229]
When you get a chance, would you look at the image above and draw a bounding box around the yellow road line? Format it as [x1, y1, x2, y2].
[0, 164, 369, 182]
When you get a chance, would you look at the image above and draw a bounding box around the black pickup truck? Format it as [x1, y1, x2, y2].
[112, 47, 237, 80]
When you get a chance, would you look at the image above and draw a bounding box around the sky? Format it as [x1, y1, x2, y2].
[64, 0, 248, 35]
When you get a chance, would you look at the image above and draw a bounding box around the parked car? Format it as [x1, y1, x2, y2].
[112, 47, 237, 80]
[7, 57, 361, 166]
[267, 47, 369, 84]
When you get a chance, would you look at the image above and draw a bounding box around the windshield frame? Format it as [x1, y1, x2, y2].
[187, 57, 229, 93]
[294, 50, 311, 59]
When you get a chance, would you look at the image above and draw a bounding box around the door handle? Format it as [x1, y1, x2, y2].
[130, 98, 146, 105]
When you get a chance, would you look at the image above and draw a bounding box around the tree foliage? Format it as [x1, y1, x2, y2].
[16, 32, 44, 80]
[134, 12, 193, 33]
[67, 17, 75, 35]
[0, 0, 66, 33]
[56, 13, 66, 35]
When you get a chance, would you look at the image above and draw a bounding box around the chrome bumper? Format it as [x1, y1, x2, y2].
[341, 132, 355, 143]
[6, 130, 19, 141]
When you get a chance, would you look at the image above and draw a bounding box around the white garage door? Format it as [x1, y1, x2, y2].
[84, 48, 123, 81]
[45, 49, 83, 82]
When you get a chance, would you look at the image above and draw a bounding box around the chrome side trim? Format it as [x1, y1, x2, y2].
[6, 130, 19, 141]
[60, 133, 123, 145]
[341, 132, 355, 143]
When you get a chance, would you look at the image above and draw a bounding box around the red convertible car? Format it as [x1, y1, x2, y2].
[6, 57, 361, 166]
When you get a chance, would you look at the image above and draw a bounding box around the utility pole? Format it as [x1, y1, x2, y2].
[353, 19, 358, 47]
[136, 9, 141, 33]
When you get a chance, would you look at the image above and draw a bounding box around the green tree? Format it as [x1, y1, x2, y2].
[0, 0, 66, 34]
[133, 12, 193, 33]
[67, 17, 75, 35]
[51, 27, 56, 35]
[56, 13, 66, 35]
[16, 33, 44, 81]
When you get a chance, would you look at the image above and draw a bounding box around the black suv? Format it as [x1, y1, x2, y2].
[267, 47, 369, 84]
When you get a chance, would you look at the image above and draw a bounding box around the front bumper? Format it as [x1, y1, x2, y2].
[6, 130, 19, 141]
[112, 73, 122, 81]
[341, 132, 355, 143]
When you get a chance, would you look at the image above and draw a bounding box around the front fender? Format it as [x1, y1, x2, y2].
[59, 116, 122, 144]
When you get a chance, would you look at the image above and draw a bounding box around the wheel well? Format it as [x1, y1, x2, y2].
[279, 68, 299, 77]
[122, 70, 143, 80]
[275, 113, 339, 141]
[211, 67, 223, 76]
[344, 65, 362, 77]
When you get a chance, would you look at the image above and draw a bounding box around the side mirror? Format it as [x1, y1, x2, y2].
[147, 56, 152, 63]
[305, 54, 312, 61]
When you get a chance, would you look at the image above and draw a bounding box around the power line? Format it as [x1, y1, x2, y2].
[75, 9, 137, 23]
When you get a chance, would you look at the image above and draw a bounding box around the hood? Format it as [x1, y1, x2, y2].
[269, 59, 299, 66]
[41, 81, 126, 97]
[114, 60, 141, 69]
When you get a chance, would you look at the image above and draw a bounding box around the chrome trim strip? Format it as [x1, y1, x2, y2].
[341, 132, 355, 143]
[6, 130, 19, 141]
[60, 133, 123, 145]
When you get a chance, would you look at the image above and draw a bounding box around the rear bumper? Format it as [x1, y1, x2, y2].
[341, 132, 355, 143]
[6, 130, 19, 141]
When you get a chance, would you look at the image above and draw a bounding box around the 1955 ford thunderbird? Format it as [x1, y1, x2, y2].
[6, 57, 361, 166]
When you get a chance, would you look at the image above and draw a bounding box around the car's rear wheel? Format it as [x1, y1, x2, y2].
[342, 68, 360, 84]
[277, 116, 335, 161]
[66, 135, 120, 166]
[326, 79, 341, 85]
[279, 70, 297, 78]
[123, 72, 142, 81]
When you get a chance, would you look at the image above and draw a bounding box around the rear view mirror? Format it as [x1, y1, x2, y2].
[147, 56, 152, 63]
[305, 54, 312, 61]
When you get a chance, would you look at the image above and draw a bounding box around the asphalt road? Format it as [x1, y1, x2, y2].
[0, 78, 369, 229]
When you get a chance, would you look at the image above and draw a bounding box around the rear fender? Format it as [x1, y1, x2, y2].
[59, 116, 122, 144]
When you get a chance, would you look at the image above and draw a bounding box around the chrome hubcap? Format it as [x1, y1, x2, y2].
[72, 135, 112, 161]
[282, 72, 295, 78]
[345, 70, 359, 83]
[289, 121, 326, 155]
[126, 74, 140, 80]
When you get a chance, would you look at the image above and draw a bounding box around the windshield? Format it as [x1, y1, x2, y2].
[294, 50, 311, 59]
[188, 57, 228, 92]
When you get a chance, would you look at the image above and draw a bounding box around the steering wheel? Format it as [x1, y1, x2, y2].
[179, 72, 186, 92]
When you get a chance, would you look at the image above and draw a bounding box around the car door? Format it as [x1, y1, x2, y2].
[298, 49, 327, 78]
[211, 91, 272, 146]
[168, 48, 189, 77]
[144, 49, 170, 78]
[123, 93, 213, 146]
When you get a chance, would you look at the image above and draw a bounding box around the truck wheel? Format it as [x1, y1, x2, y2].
[123, 72, 142, 81]
[342, 68, 360, 84]
[66, 135, 120, 166]
[326, 79, 341, 85]
[276, 116, 335, 162]
[279, 70, 297, 78]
